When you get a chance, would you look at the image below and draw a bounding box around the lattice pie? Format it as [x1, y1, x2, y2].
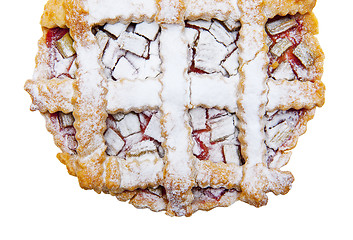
[25, 0, 325, 216]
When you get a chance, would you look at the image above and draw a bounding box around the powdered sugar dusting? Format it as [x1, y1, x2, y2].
[86, 0, 157, 24]
[239, 51, 268, 165]
[118, 157, 164, 190]
[267, 78, 325, 111]
[106, 79, 162, 113]
[74, 36, 108, 156]
[25, 0, 324, 216]
[185, 0, 241, 21]
[190, 73, 238, 112]
[159, 24, 195, 216]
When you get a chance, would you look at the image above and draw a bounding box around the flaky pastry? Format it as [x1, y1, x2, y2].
[25, 0, 325, 216]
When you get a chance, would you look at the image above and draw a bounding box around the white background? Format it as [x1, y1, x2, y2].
[1, 1, 352, 239]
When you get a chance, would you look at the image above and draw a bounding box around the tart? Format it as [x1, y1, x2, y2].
[25, 0, 325, 216]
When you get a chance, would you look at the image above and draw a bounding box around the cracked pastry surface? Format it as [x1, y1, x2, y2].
[25, 0, 324, 216]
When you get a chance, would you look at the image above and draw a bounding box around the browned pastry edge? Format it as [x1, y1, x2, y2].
[25, 79, 74, 113]
[280, 108, 316, 152]
[41, 0, 67, 28]
[264, 0, 316, 18]
[40, 0, 317, 27]
[114, 188, 239, 215]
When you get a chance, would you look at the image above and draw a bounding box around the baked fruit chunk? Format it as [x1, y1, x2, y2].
[25, 0, 324, 216]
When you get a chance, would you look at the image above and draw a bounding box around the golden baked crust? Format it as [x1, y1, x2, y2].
[264, 0, 316, 18]
[41, 0, 67, 28]
[25, 0, 324, 216]
[39, 0, 318, 25]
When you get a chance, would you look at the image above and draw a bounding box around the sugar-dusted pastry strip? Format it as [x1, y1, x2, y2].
[59, 153, 164, 195]
[26, 75, 322, 124]
[157, 0, 241, 23]
[41, 0, 243, 26]
[190, 73, 238, 113]
[118, 157, 164, 191]
[159, 24, 195, 216]
[239, 163, 294, 207]
[264, 0, 316, 19]
[25, 78, 74, 113]
[102, 156, 121, 193]
[86, 0, 157, 26]
[237, 0, 268, 168]
[106, 79, 162, 114]
[61, 1, 108, 191]
[87, 0, 241, 26]
[195, 160, 243, 190]
[267, 79, 325, 111]
[26, 79, 161, 114]
[237, 0, 294, 207]
[156, 0, 186, 23]
[185, 0, 241, 21]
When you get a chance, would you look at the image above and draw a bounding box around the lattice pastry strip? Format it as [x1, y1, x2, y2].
[25, 0, 324, 216]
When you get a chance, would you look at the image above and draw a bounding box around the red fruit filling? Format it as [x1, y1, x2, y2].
[49, 112, 77, 154]
[104, 111, 164, 159]
[265, 109, 308, 166]
[266, 15, 315, 81]
[185, 20, 240, 76]
[190, 108, 242, 165]
[93, 22, 161, 81]
[45, 28, 77, 79]
[192, 187, 238, 203]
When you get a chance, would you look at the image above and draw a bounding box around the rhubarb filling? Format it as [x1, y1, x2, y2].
[92, 22, 162, 81]
[49, 112, 77, 154]
[193, 187, 237, 202]
[185, 19, 240, 77]
[189, 107, 242, 165]
[104, 110, 164, 159]
[138, 185, 235, 204]
[46, 28, 77, 79]
[266, 15, 316, 81]
[264, 109, 306, 166]
[92, 19, 240, 81]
